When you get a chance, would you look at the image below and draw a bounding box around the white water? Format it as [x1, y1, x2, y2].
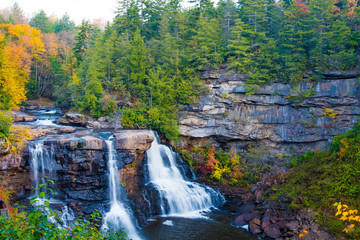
[146, 131, 225, 217]
[29, 141, 53, 196]
[103, 138, 141, 240]
[60, 206, 75, 229]
[29, 141, 70, 227]
[33, 119, 58, 126]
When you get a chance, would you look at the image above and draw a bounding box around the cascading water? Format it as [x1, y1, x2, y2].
[146, 131, 225, 216]
[103, 137, 141, 240]
[29, 141, 54, 196]
[60, 206, 75, 229]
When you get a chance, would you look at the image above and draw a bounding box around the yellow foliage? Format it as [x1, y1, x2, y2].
[299, 229, 309, 238]
[0, 23, 45, 110]
[323, 107, 338, 119]
[334, 202, 360, 234]
[8, 125, 33, 154]
[212, 163, 230, 180]
[229, 147, 243, 180]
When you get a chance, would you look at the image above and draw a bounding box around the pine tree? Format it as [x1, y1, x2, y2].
[72, 20, 92, 68]
[229, 19, 251, 73]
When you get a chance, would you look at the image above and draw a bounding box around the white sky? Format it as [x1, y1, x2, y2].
[1, 0, 119, 25]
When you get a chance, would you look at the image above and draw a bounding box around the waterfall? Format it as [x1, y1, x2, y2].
[29, 141, 54, 196]
[103, 138, 141, 240]
[60, 206, 75, 229]
[146, 131, 225, 217]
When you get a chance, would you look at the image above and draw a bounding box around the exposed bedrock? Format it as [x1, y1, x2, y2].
[178, 68, 360, 159]
[1, 130, 154, 226]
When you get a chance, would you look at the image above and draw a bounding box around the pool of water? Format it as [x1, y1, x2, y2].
[139, 211, 259, 240]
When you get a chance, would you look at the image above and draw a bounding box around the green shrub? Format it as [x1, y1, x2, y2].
[0, 183, 129, 240]
[0, 111, 12, 139]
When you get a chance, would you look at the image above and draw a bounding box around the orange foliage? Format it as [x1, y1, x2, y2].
[0, 186, 17, 218]
[0, 24, 44, 109]
[205, 145, 219, 172]
[230, 147, 243, 179]
[347, 0, 359, 18]
[338, 138, 349, 160]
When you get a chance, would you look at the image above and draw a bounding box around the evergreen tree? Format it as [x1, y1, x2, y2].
[72, 20, 92, 67]
[190, 16, 223, 69]
[29, 10, 55, 33]
[54, 13, 76, 33]
[127, 29, 148, 98]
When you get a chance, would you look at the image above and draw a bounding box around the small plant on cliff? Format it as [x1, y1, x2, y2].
[285, 85, 316, 103]
[323, 107, 338, 120]
[334, 202, 360, 236]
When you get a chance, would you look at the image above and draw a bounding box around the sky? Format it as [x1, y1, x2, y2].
[1, 0, 119, 25]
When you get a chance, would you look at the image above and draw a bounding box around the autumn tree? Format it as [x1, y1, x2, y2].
[0, 23, 44, 109]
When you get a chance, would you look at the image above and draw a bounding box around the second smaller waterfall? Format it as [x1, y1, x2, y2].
[146, 131, 225, 217]
[103, 137, 141, 240]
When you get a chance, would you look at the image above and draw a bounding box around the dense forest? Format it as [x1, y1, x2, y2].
[1, 0, 360, 140]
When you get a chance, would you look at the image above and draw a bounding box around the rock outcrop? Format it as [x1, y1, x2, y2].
[11, 111, 36, 122]
[56, 112, 90, 127]
[227, 167, 336, 240]
[178, 68, 360, 159]
[1, 130, 154, 225]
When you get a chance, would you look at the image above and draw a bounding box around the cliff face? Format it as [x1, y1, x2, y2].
[1, 130, 154, 225]
[178, 68, 360, 159]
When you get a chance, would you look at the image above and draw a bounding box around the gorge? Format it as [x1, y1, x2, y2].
[1, 68, 359, 239]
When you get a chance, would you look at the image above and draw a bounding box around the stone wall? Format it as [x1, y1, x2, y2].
[178, 68, 360, 160]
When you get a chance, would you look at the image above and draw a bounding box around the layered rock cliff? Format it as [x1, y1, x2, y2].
[1, 129, 154, 226]
[178, 68, 360, 159]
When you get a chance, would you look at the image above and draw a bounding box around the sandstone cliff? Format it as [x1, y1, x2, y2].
[178, 68, 360, 160]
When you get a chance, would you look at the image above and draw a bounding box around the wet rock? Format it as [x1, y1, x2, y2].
[234, 214, 246, 226]
[59, 126, 76, 133]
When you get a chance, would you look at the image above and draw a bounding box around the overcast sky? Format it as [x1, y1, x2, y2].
[1, 0, 119, 24]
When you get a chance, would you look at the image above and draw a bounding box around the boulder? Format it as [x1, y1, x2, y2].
[56, 112, 89, 127]
[59, 126, 76, 133]
[264, 224, 282, 239]
[11, 111, 36, 122]
[114, 130, 154, 152]
[233, 214, 246, 226]
[249, 218, 262, 234]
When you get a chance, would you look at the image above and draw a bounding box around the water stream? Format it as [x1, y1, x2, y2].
[29, 141, 53, 196]
[146, 131, 225, 217]
[103, 138, 141, 240]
